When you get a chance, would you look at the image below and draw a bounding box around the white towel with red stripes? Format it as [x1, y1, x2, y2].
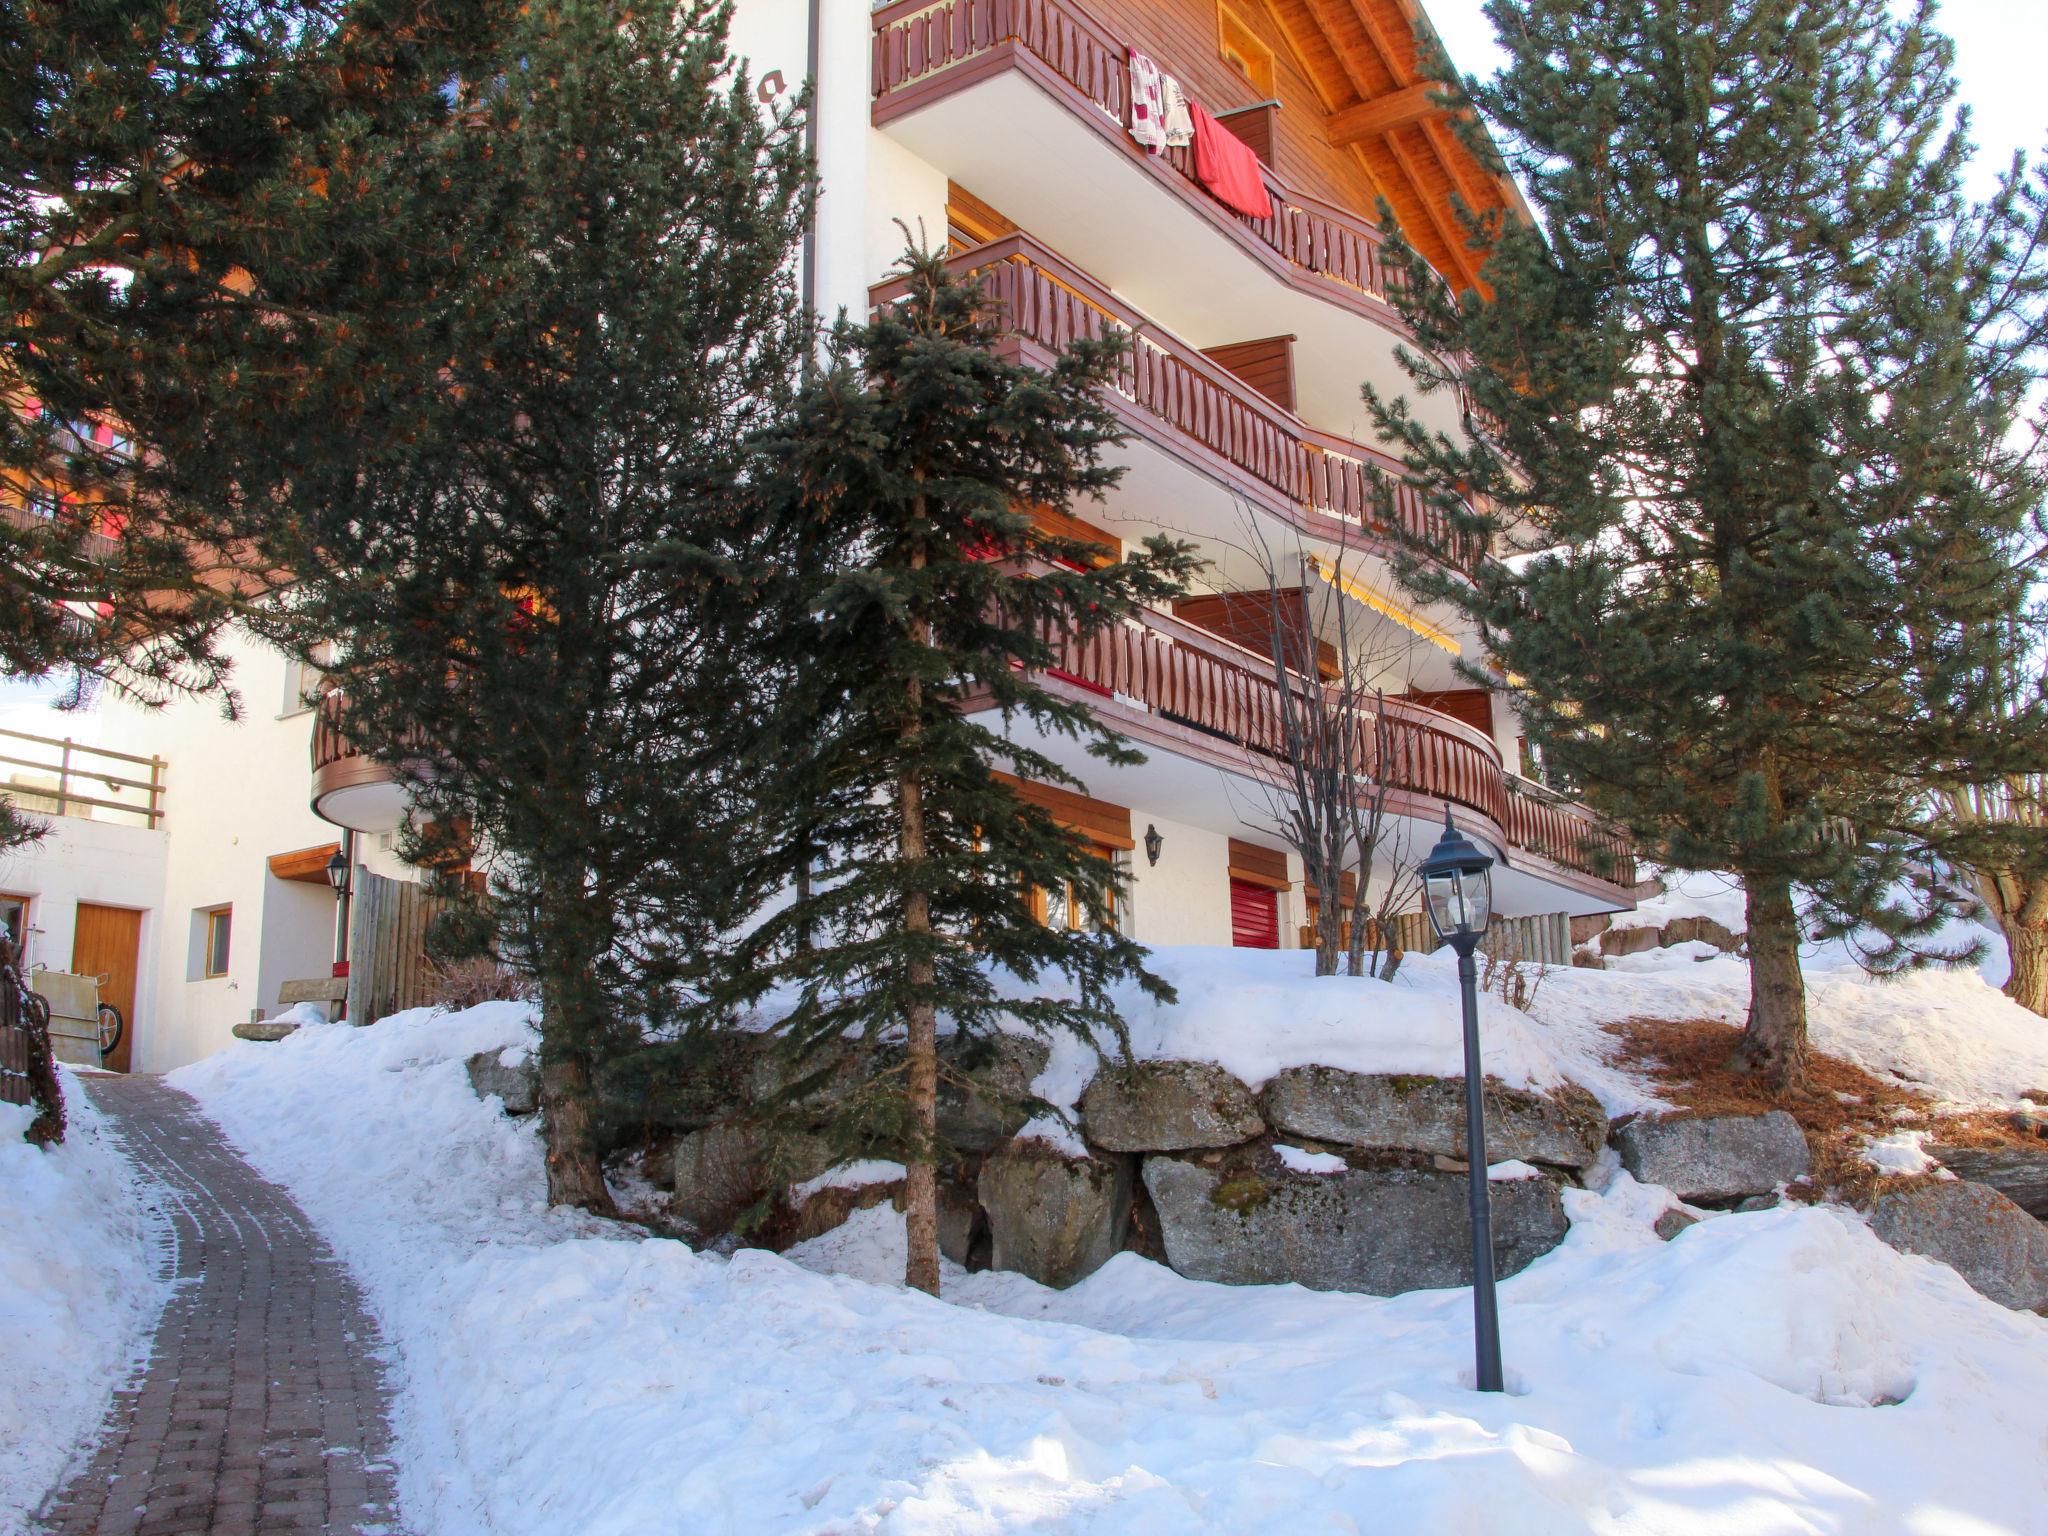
[1128, 49, 1195, 156]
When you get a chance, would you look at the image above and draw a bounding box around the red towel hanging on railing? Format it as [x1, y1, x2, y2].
[1189, 102, 1274, 220]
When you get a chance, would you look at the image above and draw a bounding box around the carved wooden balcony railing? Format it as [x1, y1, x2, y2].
[874, 233, 1484, 571]
[310, 687, 412, 832]
[1505, 774, 1636, 889]
[997, 562, 1632, 895]
[871, 0, 1413, 329]
[1036, 595, 1509, 827]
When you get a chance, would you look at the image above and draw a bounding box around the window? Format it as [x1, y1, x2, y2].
[203, 907, 231, 978]
[1218, 3, 1276, 97]
[1033, 849, 1130, 934]
[0, 894, 28, 953]
[280, 642, 332, 718]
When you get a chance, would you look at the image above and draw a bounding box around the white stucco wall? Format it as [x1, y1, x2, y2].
[75, 631, 349, 1070]
[1124, 812, 1235, 949]
[0, 817, 167, 1047]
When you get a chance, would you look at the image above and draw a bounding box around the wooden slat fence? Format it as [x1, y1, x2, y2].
[0, 1007, 29, 1107]
[346, 871, 454, 1027]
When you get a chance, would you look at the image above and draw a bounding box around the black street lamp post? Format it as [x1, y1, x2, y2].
[1420, 807, 1504, 1393]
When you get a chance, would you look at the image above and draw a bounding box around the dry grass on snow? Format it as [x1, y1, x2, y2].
[1605, 1016, 2041, 1205]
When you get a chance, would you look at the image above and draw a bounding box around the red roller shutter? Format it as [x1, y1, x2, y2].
[1230, 878, 1279, 949]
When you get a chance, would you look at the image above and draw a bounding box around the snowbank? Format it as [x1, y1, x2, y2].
[174, 998, 2048, 1536]
[1538, 938, 2048, 1108]
[0, 1078, 166, 1530]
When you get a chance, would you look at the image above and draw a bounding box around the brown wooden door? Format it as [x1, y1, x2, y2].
[72, 903, 141, 1072]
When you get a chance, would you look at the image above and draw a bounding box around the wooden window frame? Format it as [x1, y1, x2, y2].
[203, 906, 232, 979]
[0, 893, 29, 954]
[1217, 2, 1276, 98]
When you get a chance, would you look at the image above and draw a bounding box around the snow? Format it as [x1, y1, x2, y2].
[1273, 1144, 1346, 1175]
[790, 1159, 906, 1203]
[1861, 1132, 1945, 1178]
[1534, 891, 2048, 1108]
[168, 998, 2048, 1536]
[957, 946, 1659, 1122]
[1, 1077, 166, 1532]
[1607, 866, 1749, 936]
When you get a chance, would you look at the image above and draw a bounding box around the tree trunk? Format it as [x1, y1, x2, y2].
[899, 517, 942, 1296]
[2004, 921, 2048, 1018]
[898, 773, 942, 1292]
[1313, 877, 1343, 977]
[1730, 875, 1810, 1093]
[539, 1049, 618, 1216]
[23, 996, 65, 1149]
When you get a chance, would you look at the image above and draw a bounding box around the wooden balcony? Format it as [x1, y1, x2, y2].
[873, 232, 1484, 572]
[996, 589, 1634, 904]
[309, 689, 409, 835]
[1505, 775, 1636, 889]
[873, 0, 1410, 321]
[869, 0, 1478, 438]
[0, 726, 163, 829]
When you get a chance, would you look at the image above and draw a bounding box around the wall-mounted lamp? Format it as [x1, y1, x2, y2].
[1143, 823, 1163, 867]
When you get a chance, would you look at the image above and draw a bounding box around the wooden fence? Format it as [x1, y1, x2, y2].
[0, 1008, 29, 1107]
[346, 871, 454, 1026]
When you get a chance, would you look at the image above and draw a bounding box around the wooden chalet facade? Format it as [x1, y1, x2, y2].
[311, 0, 1635, 961]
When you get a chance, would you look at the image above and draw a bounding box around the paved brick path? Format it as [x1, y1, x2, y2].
[37, 1076, 408, 1536]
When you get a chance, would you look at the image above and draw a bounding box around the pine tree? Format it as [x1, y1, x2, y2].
[1366, 0, 2048, 1090]
[0, 0, 488, 731]
[203, 0, 813, 1209]
[733, 248, 1197, 1294]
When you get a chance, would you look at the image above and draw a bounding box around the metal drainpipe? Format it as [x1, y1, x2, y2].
[801, 0, 822, 362]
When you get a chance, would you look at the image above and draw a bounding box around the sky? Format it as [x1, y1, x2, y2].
[1423, 0, 2047, 197]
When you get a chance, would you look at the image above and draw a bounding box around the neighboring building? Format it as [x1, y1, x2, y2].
[2, 0, 1634, 1071]
[0, 631, 421, 1073]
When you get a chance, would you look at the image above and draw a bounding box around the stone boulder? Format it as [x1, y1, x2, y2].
[671, 1120, 832, 1236]
[1080, 1060, 1265, 1152]
[1569, 912, 1612, 947]
[465, 1047, 539, 1116]
[596, 1032, 756, 1136]
[979, 1141, 1133, 1287]
[1613, 1111, 1811, 1203]
[938, 1033, 1050, 1153]
[1261, 1067, 1606, 1170]
[1926, 1146, 2048, 1221]
[233, 1019, 301, 1044]
[1599, 925, 1663, 958]
[1869, 1181, 2048, 1312]
[1659, 915, 1741, 952]
[1653, 1207, 1700, 1241]
[1142, 1153, 1569, 1293]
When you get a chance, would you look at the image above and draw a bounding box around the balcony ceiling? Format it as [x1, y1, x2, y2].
[1260, 0, 1526, 297]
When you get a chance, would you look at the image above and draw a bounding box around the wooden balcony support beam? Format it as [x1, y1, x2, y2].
[1325, 83, 1437, 145]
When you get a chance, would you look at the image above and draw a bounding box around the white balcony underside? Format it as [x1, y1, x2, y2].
[311, 779, 407, 836]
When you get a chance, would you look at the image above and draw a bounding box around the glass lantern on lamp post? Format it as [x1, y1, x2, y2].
[1420, 807, 1504, 1393]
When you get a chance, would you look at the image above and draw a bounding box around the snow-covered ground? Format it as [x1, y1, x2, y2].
[1535, 873, 2048, 1110]
[168, 946, 2048, 1536]
[0, 1078, 166, 1532]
